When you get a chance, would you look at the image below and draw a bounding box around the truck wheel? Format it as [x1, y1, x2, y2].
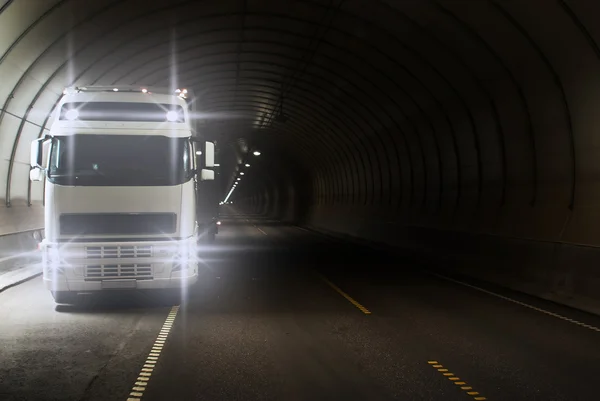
[52, 291, 77, 304]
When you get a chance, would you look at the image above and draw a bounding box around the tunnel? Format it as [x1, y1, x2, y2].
[1, 1, 600, 400]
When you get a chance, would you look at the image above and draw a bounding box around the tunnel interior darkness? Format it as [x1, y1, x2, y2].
[1, 0, 600, 309]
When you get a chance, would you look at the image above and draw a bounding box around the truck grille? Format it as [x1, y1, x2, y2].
[85, 245, 152, 259]
[85, 264, 152, 280]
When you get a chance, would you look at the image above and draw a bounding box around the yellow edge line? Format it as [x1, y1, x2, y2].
[319, 274, 371, 314]
[124, 305, 179, 400]
[429, 360, 487, 400]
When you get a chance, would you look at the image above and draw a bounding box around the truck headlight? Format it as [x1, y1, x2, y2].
[46, 246, 60, 264]
[45, 247, 65, 274]
[172, 243, 197, 272]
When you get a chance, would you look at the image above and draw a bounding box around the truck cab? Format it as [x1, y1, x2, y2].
[29, 86, 216, 304]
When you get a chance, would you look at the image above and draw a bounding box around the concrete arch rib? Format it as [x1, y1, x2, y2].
[0, 0, 596, 243]
[491, 1, 576, 211]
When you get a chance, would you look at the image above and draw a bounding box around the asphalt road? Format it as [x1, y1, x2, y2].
[1, 210, 599, 400]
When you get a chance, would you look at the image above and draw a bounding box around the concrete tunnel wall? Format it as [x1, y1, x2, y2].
[1, 0, 600, 310]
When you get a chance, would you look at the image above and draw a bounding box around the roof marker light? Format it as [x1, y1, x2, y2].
[182, 89, 188, 94]
[142, 88, 148, 93]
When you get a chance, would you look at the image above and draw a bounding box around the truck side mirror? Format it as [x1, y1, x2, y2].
[204, 141, 215, 168]
[29, 169, 45, 182]
[199, 169, 214, 181]
[30, 138, 49, 182]
[30, 138, 44, 169]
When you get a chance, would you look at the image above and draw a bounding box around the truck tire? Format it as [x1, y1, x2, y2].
[52, 291, 77, 304]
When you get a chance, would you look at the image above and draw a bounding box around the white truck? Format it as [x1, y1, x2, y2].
[29, 86, 216, 304]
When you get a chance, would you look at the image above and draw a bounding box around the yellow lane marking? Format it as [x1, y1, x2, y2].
[125, 305, 180, 400]
[318, 274, 371, 314]
[428, 361, 487, 400]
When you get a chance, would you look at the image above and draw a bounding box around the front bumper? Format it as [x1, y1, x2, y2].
[41, 237, 198, 293]
[44, 272, 198, 292]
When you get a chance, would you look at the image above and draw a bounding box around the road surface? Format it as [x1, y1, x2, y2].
[1, 210, 598, 400]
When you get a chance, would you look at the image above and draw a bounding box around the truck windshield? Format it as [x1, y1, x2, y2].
[47, 134, 192, 186]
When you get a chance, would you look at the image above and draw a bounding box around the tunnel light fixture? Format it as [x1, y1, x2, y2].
[113, 88, 119, 92]
[236, 178, 240, 181]
[245, 163, 250, 167]
[224, 185, 236, 203]
[240, 172, 245, 176]
[253, 151, 261, 156]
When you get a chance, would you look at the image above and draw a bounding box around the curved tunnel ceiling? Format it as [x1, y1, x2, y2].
[2, 0, 600, 245]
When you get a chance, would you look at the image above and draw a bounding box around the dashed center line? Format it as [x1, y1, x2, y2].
[319, 274, 371, 315]
[428, 361, 487, 400]
[127, 305, 179, 401]
[257, 227, 267, 235]
[429, 272, 600, 333]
